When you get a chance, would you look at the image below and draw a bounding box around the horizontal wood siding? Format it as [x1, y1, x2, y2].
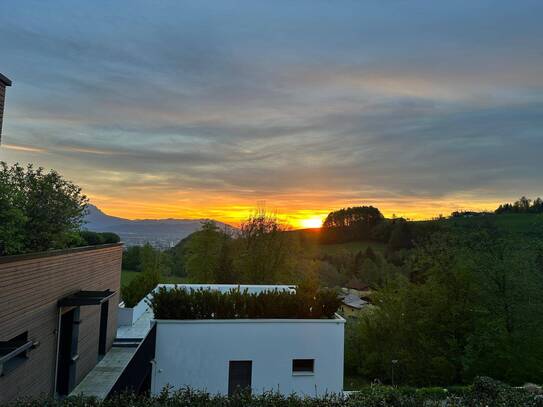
[0, 245, 122, 403]
[0, 83, 5, 141]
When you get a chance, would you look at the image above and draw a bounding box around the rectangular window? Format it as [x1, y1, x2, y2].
[0, 332, 32, 376]
[292, 359, 314, 374]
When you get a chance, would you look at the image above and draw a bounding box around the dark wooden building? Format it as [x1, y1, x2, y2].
[0, 73, 11, 143]
[0, 244, 122, 403]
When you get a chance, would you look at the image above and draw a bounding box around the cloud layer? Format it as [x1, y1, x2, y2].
[1, 0, 542, 224]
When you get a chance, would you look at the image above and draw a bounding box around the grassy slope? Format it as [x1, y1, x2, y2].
[291, 213, 543, 268]
[121, 270, 187, 287]
[291, 228, 385, 256]
[424, 213, 543, 236]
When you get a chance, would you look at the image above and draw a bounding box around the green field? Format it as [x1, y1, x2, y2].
[121, 270, 187, 287]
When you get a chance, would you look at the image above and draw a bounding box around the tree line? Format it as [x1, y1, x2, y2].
[321, 206, 415, 251]
[345, 218, 543, 386]
[495, 196, 543, 214]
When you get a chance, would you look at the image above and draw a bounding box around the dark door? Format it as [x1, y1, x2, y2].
[228, 360, 252, 395]
[56, 308, 79, 396]
[98, 301, 109, 355]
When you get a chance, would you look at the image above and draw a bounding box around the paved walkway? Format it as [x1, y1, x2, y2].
[70, 347, 136, 399]
[70, 309, 154, 398]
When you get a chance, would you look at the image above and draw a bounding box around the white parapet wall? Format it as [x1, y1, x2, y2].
[151, 315, 345, 396]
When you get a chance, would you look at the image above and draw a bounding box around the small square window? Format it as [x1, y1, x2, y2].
[292, 359, 314, 374]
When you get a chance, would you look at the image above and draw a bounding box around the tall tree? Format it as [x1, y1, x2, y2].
[184, 221, 232, 283]
[321, 206, 384, 243]
[0, 162, 87, 255]
[234, 210, 296, 284]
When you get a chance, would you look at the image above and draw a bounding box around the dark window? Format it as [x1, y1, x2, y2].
[292, 359, 314, 373]
[0, 332, 32, 376]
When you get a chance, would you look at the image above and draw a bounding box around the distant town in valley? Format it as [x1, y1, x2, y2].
[84, 204, 235, 249]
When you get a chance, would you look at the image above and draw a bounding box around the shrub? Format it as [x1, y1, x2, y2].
[121, 273, 159, 308]
[100, 232, 121, 244]
[149, 286, 342, 320]
[80, 230, 105, 245]
[3, 379, 543, 406]
[0, 162, 87, 255]
[79, 231, 121, 246]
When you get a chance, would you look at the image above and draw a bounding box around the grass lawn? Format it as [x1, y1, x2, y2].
[121, 270, 187, 287]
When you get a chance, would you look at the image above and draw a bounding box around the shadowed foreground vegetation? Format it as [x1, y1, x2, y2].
[3, 378, 543, 407]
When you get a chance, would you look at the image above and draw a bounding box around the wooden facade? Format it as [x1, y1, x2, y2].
[0, 244, 122, 403]
[0, 73, 11, 143]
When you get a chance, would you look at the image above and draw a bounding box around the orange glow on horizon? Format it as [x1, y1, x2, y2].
[87, 192, 502, 229]
[299, 216, 325, 229]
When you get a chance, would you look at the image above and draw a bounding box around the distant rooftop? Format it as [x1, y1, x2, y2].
[342, 293, 368, 310]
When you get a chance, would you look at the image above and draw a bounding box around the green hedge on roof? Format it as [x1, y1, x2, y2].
[149, 286, 342, 320]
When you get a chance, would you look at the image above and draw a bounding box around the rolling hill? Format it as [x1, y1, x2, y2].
[84, 204, 234, 247]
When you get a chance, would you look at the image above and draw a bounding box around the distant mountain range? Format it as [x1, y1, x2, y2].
[84, 204, 233, 247]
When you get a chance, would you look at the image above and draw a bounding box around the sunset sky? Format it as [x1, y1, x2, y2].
[1, 1, 542, 227]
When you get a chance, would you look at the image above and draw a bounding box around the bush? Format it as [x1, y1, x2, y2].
[3, 379, 543, 406]
[100, 232, 121, 244]
[79, 231, 120, 246]
[149, 286, 341, 320]
[0, 162, 87, 255]
[121, 273, 159, 308]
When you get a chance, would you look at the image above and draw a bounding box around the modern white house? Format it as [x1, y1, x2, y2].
[71, 283, 345, 398]
[152, 313, 344, 396]
[150, 284, 344, 396]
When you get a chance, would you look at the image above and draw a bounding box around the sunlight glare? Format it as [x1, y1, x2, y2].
[300, 216, 324, 229]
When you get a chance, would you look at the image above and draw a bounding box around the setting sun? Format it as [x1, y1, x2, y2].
[299, 216, 324, 229]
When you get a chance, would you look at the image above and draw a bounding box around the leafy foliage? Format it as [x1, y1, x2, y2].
[184, 221, 233, 283]
[121, 272, 159, 308]
[0, 162, 88, 255]
[79, 231, 120, 246]
[496, 196, 543, 214]
[234, 211, 298, 284]
[149, 286, 341, 320]
[3, 378, 543, 406]
[181, 214, 303, 285]
[321, 206, 384, 243]
[345, 219, 543, 386]
[121, 243, 162, 307]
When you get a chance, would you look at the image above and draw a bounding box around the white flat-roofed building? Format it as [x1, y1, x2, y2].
[151, 284, 344, 396]
[73, 284, 345, 398]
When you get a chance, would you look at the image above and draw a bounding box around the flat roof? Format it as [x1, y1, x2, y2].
[158, 283, 296, 294]
[0, 73, 12, 86]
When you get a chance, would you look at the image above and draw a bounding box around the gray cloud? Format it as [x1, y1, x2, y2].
[1, 0, 542, 218]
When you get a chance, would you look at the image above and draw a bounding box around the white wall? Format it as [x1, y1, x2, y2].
[152, 317, 344, 396]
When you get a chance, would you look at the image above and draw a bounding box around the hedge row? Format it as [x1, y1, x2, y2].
[3, 378, 543, 407]
[149, 286, 342, 320]
[79, 231, 120, 246]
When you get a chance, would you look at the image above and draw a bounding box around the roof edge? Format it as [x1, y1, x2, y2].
[0, 73, 12, 86]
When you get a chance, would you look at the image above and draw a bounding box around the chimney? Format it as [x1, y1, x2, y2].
[0, 72, 12, 144]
